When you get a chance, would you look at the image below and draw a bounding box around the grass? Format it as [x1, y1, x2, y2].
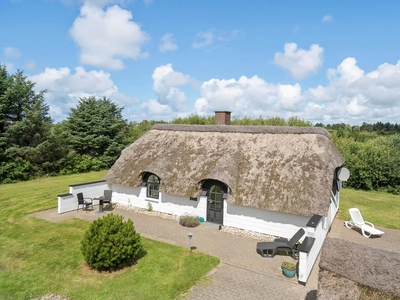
[1, 172, 399, 298]
[338, 188, 400, 229]
[0, 171, 219, 300]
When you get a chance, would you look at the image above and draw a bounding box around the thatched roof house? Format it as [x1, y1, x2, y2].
[105, 121, 345, 218]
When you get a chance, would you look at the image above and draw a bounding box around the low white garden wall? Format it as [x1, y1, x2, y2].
[58, 180, 109, 213]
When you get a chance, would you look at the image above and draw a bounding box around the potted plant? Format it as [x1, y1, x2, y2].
[281, 261, 297, 278]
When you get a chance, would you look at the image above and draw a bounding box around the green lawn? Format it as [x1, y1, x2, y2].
[0, 171, 219, 300]
[1, 172, 399, 299]
[338, 188, 400, 229]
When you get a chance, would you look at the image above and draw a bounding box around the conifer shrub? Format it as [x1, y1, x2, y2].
[179, 213, 200, 227]
[81, 213, 143, 271]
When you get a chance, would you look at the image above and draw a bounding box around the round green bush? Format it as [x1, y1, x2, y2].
[81, 213, 143, 271]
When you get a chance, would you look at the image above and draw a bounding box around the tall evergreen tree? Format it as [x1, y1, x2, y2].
[63, 96, 127, 167]
[0, 64, 63, 183]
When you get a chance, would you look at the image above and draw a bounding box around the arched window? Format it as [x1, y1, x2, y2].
[144, 173, 160, 199]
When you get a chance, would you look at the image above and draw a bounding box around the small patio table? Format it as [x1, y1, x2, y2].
[93, 196, 105, 214]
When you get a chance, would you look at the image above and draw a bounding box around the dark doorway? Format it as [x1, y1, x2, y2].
[207, 184, 224, 224]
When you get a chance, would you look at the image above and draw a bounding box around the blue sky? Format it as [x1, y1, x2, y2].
[1, 0, 400, 125]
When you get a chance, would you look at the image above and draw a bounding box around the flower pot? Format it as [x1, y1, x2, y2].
[281, 263, 297, 278]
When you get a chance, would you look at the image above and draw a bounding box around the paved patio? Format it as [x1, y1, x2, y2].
[30, 206, 400, 300]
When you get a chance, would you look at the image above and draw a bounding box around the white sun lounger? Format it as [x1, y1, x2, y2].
[344, 208, 384, 238]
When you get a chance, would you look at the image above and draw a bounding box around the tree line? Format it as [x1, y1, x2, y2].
[316, 122, 400, 133]
[1, 65, 399, 195]
[315, 123, 400, 195]
[1, 65, 133, 183]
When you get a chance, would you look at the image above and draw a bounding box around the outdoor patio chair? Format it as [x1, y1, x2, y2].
[77, 192, 93, 212]
[256, 228, 305, 259]
[344, 208, 384, 238]
[102, 190, 113, 209]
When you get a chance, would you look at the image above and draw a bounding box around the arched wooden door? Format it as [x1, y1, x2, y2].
[207, 184, 223, 224]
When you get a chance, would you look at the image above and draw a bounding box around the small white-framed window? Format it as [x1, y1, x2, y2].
[146, 174, 160, 199]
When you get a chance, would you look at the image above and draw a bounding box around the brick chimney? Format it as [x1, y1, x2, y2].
[215, 111, 231, 125]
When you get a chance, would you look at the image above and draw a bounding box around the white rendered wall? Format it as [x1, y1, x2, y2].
[298, 198, 339, 283]
[58, 194, 76, 214]
[58, 180, 109, 213]
[111, 185, 309, 238]
[110, 184, 208, 219]
[110, 184, 146, 208]
[224, 202, 309, 238]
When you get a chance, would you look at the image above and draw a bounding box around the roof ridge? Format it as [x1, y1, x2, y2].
[151, 124, 331, 139]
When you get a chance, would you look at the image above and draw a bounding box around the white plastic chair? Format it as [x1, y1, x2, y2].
[344, 208, 384, 238]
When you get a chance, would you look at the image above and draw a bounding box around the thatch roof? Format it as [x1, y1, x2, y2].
[104, 124, 345, 217]
[319, 238, 400, 297]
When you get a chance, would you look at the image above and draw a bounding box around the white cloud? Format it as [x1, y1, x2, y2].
[193, 57, 400, 124]
[27, 53, 400, 125]
[315, 57, 400, 107]
[69, 3, 149, 70]
[306, 95, 368, 121]
[274, 43, 324, 80]
[193, 75, 303, 116]
[159, 33, 178, 52]
[193, 97, 208, 115]
[322, 15, 332, 22]
[218, 29, 242, 42]
[29, 66, 136, 122]
[277, 83, 302, 111]
[192, 31, 214, 49]
[346, 95, 369, 116]
[329, 57, 364, 84]
[192, 29, 242, 49]
[152, 64, 190, 110]
[4, 47, 20, 59]
[303, 58, 400, 123]
[304, 85, 336, 102]
[141, 99, 173, 116]
[352, 62, 400, 107]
